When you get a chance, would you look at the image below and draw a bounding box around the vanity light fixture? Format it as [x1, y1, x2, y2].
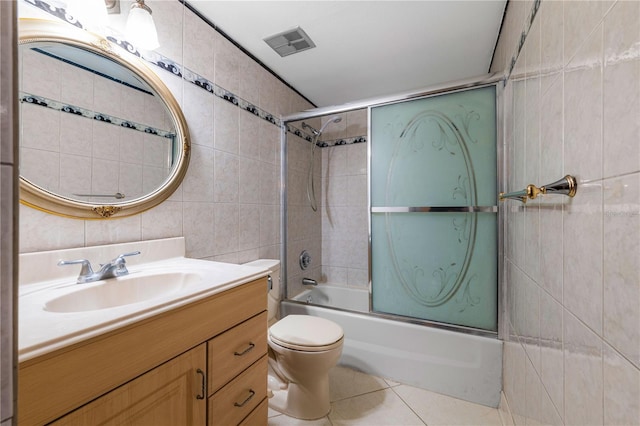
[104, 0, 121, 14]
[65, 0, 109, 34]
[126, 0, 160, 50]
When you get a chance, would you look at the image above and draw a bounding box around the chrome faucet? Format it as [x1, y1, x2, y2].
[58, 251, 141, 284]
[302, 277, 318, 286]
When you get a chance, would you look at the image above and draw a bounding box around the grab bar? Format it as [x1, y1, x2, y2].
[500, 175, 577, 203]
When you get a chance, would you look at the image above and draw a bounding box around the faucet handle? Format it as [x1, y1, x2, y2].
[112, 251, 141, 263]
[106, 251, 140, 277]
[57, 259, 94, 277]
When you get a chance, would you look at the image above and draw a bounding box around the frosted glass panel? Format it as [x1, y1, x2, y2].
[371, 86, 497, 208]
[370, 86, 497, 331]
[371, 213, 497, 330]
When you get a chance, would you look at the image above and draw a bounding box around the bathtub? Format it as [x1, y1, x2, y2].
[292, 283, 369, 312]
[281, 285, 502, 408]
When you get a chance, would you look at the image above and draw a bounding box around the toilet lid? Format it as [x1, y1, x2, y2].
[269, 315, 344, 351]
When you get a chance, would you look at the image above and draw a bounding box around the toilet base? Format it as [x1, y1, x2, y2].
[266, 317, 343, 420]
[267, 374, 331, 420]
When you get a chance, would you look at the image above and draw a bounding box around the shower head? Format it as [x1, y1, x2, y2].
[301, 115, 342, 138]
[317, 115, 342, 134]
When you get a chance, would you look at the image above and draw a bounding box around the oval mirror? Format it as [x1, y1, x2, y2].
[18, 19, 190, 219]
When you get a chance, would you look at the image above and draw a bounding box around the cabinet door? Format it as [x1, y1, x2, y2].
[52, 344, 207, 426]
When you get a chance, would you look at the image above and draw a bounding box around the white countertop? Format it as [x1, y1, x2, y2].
[19, 238, 271, 362]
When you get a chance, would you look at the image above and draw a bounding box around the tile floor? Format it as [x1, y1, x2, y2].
[267, 366, 503, 426]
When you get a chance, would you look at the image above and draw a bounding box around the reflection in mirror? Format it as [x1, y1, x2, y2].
[19, 19, 189, 219]
[20, 42, 176, 203]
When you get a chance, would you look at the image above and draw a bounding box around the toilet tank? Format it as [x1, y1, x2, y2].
[243, 259, 280, 325]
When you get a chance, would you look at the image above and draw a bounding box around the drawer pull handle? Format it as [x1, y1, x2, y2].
[234, 389, 255, 407]
[196, 368, 205, 400]
[234, 342, 255, 356]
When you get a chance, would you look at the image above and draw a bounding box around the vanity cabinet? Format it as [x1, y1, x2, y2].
[19, 277, 268, 426]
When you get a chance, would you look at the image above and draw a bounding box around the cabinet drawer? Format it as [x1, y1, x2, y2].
[239, 398, 268, 426]
[208, 355, 267, 426]
[208, 311, 267, 395]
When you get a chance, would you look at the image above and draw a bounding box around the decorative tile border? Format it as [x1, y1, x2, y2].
[285, 124, 367, 147]
[181, 67, 280, 126]
[287, 125, 314, 143]
[22, 0, 83, 29]
[19, 91, 176, 139]
[313, 136, 367, 148]
[21, 0, 365, 148]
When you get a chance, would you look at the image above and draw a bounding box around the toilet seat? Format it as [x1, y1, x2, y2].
[269, 315, 344, 352]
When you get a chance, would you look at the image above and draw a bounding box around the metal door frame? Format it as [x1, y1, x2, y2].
[280, 72, 506, 339]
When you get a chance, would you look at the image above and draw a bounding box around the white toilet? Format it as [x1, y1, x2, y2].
[244, 259, 344, 420]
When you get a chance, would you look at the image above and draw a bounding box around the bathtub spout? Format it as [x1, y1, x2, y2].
[302, 278, 318, 286]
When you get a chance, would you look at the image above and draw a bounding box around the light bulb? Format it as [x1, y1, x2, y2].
[126, 1, 160, 51]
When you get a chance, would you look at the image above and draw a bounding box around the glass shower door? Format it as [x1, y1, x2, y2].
[370, 85, 498, 332]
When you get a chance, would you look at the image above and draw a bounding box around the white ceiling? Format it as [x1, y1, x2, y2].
[187, 1, 507, 108]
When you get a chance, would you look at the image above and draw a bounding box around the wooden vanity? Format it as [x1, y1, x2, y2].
[19, 277, 268, 426]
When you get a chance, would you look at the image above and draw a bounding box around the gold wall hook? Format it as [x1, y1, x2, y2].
[500, 175, 577, 203]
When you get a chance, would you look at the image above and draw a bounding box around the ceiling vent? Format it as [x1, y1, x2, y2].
[264, 27, 316, 57]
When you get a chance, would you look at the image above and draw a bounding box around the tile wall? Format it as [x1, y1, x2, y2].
[320, 111, 369, 289]
[18, 0, 314, 265]
[286, 125, 323, 296]
[492, 0, 640, 424]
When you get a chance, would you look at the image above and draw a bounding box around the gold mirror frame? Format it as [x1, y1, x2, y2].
[18, 18, 190, 219]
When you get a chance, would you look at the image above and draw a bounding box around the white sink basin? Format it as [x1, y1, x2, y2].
[44, 272, 201, 313]
[19, 237, 272, 362]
